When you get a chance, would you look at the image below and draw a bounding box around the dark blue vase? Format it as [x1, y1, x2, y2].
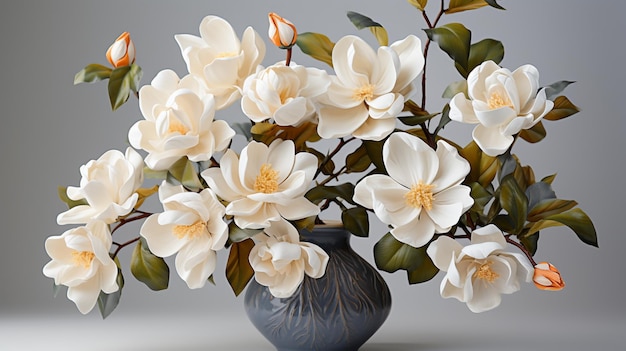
[244, 224, 392, 351]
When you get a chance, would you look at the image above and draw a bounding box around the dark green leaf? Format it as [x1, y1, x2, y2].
[497, 152, 517, 182]
[228, 221, 262, 243]
[305, 183, 356, 205]
[434, 104, 452, 135]
[57, 186, 88, 209]
[363, 140, 386, 172]
[543, 96, 580, 121]
[345, 143, 372, 173]
[74, 63, 112, 84]
[544, 81, 575, 100]
[296, 32, 335, 67]
[406, 250, 439, 284]
[226, 238, 255, 296]
[457, 39, 504, 78]
[131, 238, 169, 291]
[108, 66, 131, 111]
[346, 11, 388, 46]
[520, 232, 539, 256]
[544, 208, 597, 247]
[519, 121, 546, 143]
[499, 174, 528, 234]
[341, 207, 369, 237]
[374, 233, 425, 273]
[424, 23, 471, 74]
[485, 0, 505, 10]
[97, 261, 124, 319]
[525, 181, 556, 210]
[399, 112, 439, 126]
[469, 182, 493, 213]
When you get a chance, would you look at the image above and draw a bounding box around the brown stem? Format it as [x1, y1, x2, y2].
[314, 137, 355, 179]
[420, 0, 446, 111]
[285, 48, 293, 66]
[112, 237, 140, 258]
[506, 236, 538, 266]
[111, 212, 153, 235]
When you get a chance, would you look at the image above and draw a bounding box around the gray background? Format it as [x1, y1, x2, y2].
[1, 0, 624, 350]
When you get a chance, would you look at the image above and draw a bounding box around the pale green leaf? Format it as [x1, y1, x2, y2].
[407, 0, 428, 11]
[296, 32, 335, 67]
[74, 63, 112, 84]
[446, 0, 488, 14]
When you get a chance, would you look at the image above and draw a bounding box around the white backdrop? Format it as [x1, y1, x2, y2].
[1, 1, 624, 350]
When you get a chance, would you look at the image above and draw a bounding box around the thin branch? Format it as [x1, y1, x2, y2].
[506, 236, 538, 266]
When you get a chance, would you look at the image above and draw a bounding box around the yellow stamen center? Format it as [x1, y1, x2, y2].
[474, 262, 499, 282]
[487, 92, 513, 110]
[216, 51, 238, 59]
[167, 119, 189, 135]
[405, 182, 435, 210]
[173, 220, 207, 240]
[254, 164, 280, 194]
[72, 251, 95, 269]
[353, 84, 375, 101]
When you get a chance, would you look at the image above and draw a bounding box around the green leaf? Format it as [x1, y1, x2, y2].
[74, 63, 112, 84]
[434, 104, 452, 135]
[484, 0, 506, 10]
[527, 199, 578, 223]
[543, 96, 580, 121]
[520, 232, 539, 256]
[457, 39, 504, 78]
[97, 259, 124, 319]
[296, 32, 335, 67]
[406, 249, 439, 284]
[499, 174, 528, 234]
[525, 181, 556, 210]
[374, 233, 425, 273]
[228, 221, 262, 243]
[226, 238, 255, 296]
[363, 139, 386, 172]
[407, 0, 428, 11]
[57, 186, 88, 209]
[135, 185, 159, 210]
[519, 121, 546, 143]
[544, 81, 575, 100]
[306, 183, 356, 205]
[541, 208, 597, 247]
[424, 23, 471, 74]
[399, 112, 440, 126]
[108, 66, 131, 110]
[541, 173, 557, 185]
[442, 80, 468, 99]
[460, 141, 498, 187]
[345, 143, 372, 173]
[469, 182, 493, 213]
[346, 11, 388, 46]
[131, 238, 169, 291]
[446, 0, 488, 14]
[127, 64, 143, 93]
[341, 207, 369, 237]
[168, 157, 203, 191]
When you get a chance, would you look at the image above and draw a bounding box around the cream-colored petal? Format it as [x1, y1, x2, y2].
[390, 216, 436, 248]
[318, 104, 369, 139]
[472, 124, 514, 157]
[427, 236, 463, 271]
[354, 174, 417, 227]
[449, 93, 479, 124]
[384, 132, 438, 188]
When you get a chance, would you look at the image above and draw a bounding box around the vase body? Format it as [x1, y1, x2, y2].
[244, 225, 392, 351]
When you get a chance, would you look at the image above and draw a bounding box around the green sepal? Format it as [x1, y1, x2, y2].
[346, 11, 388, 46]
[57, 186, 88, 209]
[130, 238, 169, 291]
[108, 63, 142, 111]
[341, 207, 369, 237]
[424, 23, 471, 75]
[74, 63, 112, 84]
[97, 257, 124, 319]
[226, 238, 255, 296]
[296, 32, 335, 67]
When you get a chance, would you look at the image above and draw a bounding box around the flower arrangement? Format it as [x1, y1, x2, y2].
[43, 0, 597, 319]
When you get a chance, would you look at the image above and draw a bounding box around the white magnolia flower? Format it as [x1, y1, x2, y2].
[241, 61, 330, 127]
[318, 34, 424, 141]
[43, 220, 119, 314]
[57, 147, 143, 225]
[354, 132, 473, 248]
[449, 60, 554, 156]
[426, 225, 534, 313]
[202, 139, 319, 229]
[249, 219, 329, 298]
[128, 69, 235, 171]
[175, 15, 266, 110]
[140, 182, 228, 289]
[268, 12, 297, 48]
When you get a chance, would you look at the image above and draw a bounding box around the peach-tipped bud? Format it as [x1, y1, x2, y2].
[268, 13, 297, 49]
[106, 32, 136, 68]
[533, 262, 565, 291]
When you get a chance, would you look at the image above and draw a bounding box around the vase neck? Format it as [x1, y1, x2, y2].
[299, 226, 351, 251]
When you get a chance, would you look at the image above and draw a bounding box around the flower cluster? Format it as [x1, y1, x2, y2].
[46, 1, 596, 318]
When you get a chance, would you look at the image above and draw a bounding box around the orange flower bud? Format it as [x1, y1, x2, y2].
[268, 13, 297, 48]
[106, 32, 136, 68]
[533, 262, 565, 291]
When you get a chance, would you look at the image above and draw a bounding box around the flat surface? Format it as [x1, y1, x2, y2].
[2, 312, 623, 351]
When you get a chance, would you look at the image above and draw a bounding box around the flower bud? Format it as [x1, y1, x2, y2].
[533, 262, 565, 291]
[268, 13, 297, 48]
[106, 32, 136, 68]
